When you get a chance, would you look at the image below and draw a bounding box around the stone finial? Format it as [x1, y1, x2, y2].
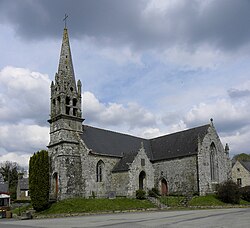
[141, 141, 144, 149]
[225, 143, 229, 155]
[210, 118, 214, 126]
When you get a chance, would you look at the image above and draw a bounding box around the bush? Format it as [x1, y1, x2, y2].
[240, 186, 250, 202]
[148, 188, 160, 198]
[136, 189, 146, 200]
[217, 180, 240, 204]
[29, 150, 50, 212]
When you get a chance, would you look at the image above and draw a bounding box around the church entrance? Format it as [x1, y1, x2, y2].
[139, 171, 146, 190]
[161, 179, 168, 196]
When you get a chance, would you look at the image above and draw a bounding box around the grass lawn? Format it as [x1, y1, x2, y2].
[189, 195, 226, 206]
[39, 198, 156, 215]
[159, 196, 185, 207]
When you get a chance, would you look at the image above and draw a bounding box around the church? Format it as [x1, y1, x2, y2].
[48, 27, 231, 201]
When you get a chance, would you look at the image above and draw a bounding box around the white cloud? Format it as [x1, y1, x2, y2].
[0, 152, 31, 168]
[83, 91, 156, 130]
[0, 66, 50, 125]
[0, 123, 49, 153]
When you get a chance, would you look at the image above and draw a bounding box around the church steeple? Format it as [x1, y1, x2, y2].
[57, 28, 77, 92]
[48, 26, 83, 133]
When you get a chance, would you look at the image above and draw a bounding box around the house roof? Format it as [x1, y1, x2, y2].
[81, 124, 210, 163]
[239, 161, 250, 172]
[19, 178, 29, 190]
[0, 183, 8, 193]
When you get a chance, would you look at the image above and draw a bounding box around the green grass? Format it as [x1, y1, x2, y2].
[159, 196, 185, 207]
[39, 198, 155, 215]
[189, 195, 226, 206]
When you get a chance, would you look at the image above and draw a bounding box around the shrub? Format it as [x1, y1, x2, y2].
[136, 189, 146, 200]
[217, 180, 240, 204]
[240, 186, 250, 202]
[29, 150, 50, 212]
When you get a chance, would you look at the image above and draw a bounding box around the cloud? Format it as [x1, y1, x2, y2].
[0, 152, 32, 168]
[1, 0, 250, 53]
[0, 66, 50, 125]
[83, 91, 156, 130]
[184, 99, 250, 133]
[0, 123, 49, 153]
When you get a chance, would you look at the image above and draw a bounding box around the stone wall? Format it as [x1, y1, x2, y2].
[111, 172, 129, 196]
[80, 146, 121, 198]
[127, 146, 154, 197]
[197, 125, 231, 195]
[232, 161, 250, 187]
[49, 142, 83, 200]
[153, 156, 198, 195]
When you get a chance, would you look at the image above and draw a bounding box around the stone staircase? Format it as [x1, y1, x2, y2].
[147, 197, 168, 209]
[180, 194, 193, 207]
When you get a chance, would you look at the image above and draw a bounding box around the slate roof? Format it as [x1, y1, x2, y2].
[81, 124, 210, 165]
[81, 125, 152, 159]
[150, 125, 210, 161]
[112, 151, 138, 173]
[0, 183, 8, 193]
[239, 161, 250, 172]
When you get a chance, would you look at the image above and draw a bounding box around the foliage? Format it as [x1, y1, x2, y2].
[29, 150, 50, 212]
[136, 189, 146, 200]
[0, 161, 20, 199]
[232, 153, 250, 162]
[240, 186, 250, 202]
[148, 187, 160, 198]
[217, 180, 240, 204]
[39, 198, 155, 214]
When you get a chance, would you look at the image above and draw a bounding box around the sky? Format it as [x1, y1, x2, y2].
[0, 0, 250, 167]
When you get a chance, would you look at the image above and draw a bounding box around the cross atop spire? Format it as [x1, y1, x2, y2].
[63, 14, 68, 28]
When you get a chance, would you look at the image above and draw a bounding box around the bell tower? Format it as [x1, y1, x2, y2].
[48, 24, 84, 200]
[48, 27, 83, 133]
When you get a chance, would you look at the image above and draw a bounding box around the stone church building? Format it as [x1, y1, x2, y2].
[48, 27, 231, 201]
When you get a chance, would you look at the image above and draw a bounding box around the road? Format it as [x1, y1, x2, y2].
[0, 208, 250, 228]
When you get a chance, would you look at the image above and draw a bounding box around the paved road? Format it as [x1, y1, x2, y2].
[0, 208, 250, 228]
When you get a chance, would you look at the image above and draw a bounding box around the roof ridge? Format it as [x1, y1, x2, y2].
[150, 124, 210, 140]
[84, 124, 149, 141]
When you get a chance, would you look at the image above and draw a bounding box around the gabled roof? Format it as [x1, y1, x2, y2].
[239, 161, 250, 172]
[150, 125, 210, 161]
[81, 125, 152, 159]
[81, 124, 210, 162]
[112, 151, 138, 173]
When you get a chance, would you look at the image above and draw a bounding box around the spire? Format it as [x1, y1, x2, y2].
[57, 27, 76, 92]
[48, 25, 83, 129]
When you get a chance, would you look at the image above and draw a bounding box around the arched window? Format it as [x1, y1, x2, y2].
[210, 143, 218, 182]
[96, 160, 104, 182]
[52, 172, 58, 198]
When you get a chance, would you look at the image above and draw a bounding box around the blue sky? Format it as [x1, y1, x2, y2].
[0, 0, 250, 167]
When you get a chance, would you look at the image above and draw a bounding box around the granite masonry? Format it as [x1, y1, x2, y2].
[48, 27, 231, 201]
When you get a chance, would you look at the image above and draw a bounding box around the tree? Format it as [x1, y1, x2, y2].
[29, 150, 49, 212]
[232, 153, 250, 162]
[217, 180, 240, 204]
[0, 161, 20, 199]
